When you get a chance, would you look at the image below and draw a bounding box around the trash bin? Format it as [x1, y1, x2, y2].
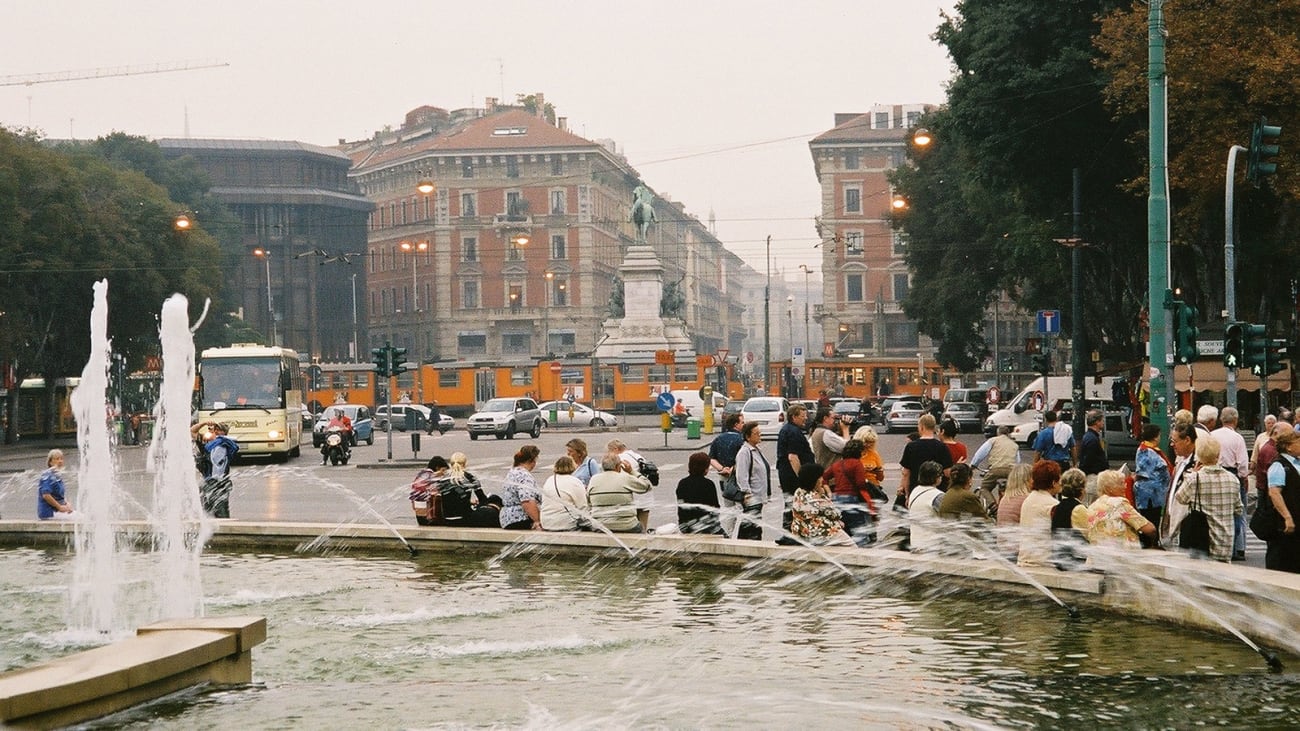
[686, 418, 702, 440]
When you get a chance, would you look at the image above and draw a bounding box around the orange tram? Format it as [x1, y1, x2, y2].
[767, 357, 951, 402]
[305, 356, 746, 417]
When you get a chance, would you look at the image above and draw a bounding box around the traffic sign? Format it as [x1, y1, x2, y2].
[655, 391, 676, 412]
[744, 351, 755, 364]
[1036, 310, 1061, 334]
[549, 361, 563, 373]
[655, 350, 675, 365]
[987, 386, 1001, 404]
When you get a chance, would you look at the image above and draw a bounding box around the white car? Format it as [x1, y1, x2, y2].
[536, 401, 618, 427]
[740, 396, 791, 439]
[374, 404, 431, 432]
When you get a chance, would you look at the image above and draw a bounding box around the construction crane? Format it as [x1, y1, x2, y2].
[0, 60, 228, 87]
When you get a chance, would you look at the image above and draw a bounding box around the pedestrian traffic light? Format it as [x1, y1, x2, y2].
[1173, 302, 1200, 364]
[1265, 339, 1288, 376]
[1247, 116, 1282, 185]
[371, 346, 390, 378]
[1245, 324, 1269, 375]
[1031, 353, 1049, 376]
[390, 346, 409, 376]
[1223, 322, 1245, 370]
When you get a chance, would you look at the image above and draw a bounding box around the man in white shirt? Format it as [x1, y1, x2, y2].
[1212, 406, 1250, 561]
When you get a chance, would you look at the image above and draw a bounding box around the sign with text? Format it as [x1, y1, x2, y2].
[655, 350, 675, 365]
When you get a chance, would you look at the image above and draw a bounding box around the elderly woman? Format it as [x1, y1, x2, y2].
[499, 445, 542, 530]
[676, 451, 721, 534]
[1263, 430, 1300, 573]
[1174, 436, 1243, 561]
[539, 455, 591, 532]
[995, 464, 1033, 560]
[790, 463, 855, 546]
[1051, 468, 1090, 570]
[1085, 469, 1155, 551]
[1017, 460, 1062, 567]
[587, 453, 653, 532]
[1133, 423, 1171, 548]
[732, 421, 771, 540]
[607, 439, 653, 532]
[566, 438, 601, 487]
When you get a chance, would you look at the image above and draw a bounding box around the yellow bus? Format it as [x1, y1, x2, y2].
[197, 344, 303, 460]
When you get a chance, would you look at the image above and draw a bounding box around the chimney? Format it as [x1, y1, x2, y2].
[557, 117, 568, 131]
[534, 92, 545, 118]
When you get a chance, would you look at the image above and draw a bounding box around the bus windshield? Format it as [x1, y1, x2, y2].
[201, 357, 283, 409]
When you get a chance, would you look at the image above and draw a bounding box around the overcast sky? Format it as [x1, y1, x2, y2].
[1, 0, 956, 283]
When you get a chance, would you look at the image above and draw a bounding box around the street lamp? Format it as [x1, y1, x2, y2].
[786, 295, 795, 398]
[543, 270, 555, 358]
[399, 239, 429, 401]
[252, 247, 277, 345]
[912, 127, 932, 148]
[799, 264, 814, 360]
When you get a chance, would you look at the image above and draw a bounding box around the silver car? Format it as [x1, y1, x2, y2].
[741, 396, 791, 439]
[941, 402, 983, 433]
[884, 400, 926, 433]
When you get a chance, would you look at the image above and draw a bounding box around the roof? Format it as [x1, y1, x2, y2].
[158, 138, 353, 163]
[809, 115, 911, 146]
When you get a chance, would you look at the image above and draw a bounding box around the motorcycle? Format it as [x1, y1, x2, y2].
[670, 407, 691, 429]
[321, 426, 352, 466]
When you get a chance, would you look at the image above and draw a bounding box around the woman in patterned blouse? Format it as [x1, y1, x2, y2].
[499, 445, 542, 530]
[791, 463, 855, 546]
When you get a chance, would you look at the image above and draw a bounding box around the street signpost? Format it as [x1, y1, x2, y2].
[655, 391, 675, 444]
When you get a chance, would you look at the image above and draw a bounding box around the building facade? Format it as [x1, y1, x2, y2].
[158, 139, 373, 361]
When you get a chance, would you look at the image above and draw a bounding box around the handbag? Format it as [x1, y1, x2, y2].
[721, 475, 745, 502]
[1250, 489, 1280, 540]
[1178, 474, 1212, 554]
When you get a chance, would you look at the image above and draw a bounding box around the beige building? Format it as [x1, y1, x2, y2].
[343, 99, 750, 364]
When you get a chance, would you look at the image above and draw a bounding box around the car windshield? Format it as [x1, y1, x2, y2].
[832, 403, 858, 415]
[483, 400, 514, 412]
[746, 399, 780, 412]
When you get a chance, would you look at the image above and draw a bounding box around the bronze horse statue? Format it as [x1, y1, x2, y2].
[630, 185, 657, 243]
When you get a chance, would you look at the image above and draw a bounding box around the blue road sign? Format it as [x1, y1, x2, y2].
[1037, 310, 1062, 334]
[656, 391, 676, 412]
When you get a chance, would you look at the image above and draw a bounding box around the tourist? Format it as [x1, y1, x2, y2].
[1084, 469, 1154, 554]
[906, 460, 946, 552]
[201, 422, 238, 518]
[36, 449, 74, 520]
[1017, 460, 1062, 567]
[1250, 414, 1279, 476]
[1050, 468, 1090, 570]
[1160, 422, 1199, 546]
[1032, 411, 1072, 473]
[566, 438, 601, 487]
[996, 464, 1033, 561]
[939, 418, 967, 465]
[898, 414, 952, 504]
[499, 445, 542, 530]
[1175, 436, 1242, 562]
[710, 413, 745, 535]
[809, 407, 848, 468]
[826, 438, 875, 546]
[1211, 407, 1250, 561]
[676, 451, 722, 534]
[539, 455, 590, 532]
[607, 439, 653, 532]
[1077, 410, 1108, 502]
[409, 455, 450, 525]
[443, 452, 502, 527]
[937, 463, 992, 554]
[587, 454, 653, 533]
[1263, 430, 1300, 573]
[969, 425, 1019, 499]
[790, 463, 854, 546]
[1133, 423, 1171, 548]
[852, 425, 887, 493]
[733, 420, 771, 540]
[776, 404, 814, 529]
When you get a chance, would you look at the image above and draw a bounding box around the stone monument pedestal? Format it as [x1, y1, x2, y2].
[593, 245, 690, 358]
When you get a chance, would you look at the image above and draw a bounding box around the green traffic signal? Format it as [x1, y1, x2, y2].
[1173, 302, 1200, 365]
[1247, 116, 1282, 185]
[1223, 322, 1245, 370]
[1244, 324, 1269, 375]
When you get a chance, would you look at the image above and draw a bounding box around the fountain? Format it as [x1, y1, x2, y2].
[0, 283, 1299, 726]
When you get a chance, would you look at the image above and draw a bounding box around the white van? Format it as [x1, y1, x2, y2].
[983, 376, 1119, 437]
[669, 389, 728, 421]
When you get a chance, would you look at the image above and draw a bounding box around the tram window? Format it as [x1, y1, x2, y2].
[331, 373, 348, 389]
[622, 366, 645, 384]
[559, 368, 583, 384]
[438, 371, 460, 388]
[648, 365, 670, 382]
[510, 367, 534, 386]
[352, 374, 369, 389]
[850, 367, 865, 385]
[674, 364, 694, 382]
[898, 367, 919, 386]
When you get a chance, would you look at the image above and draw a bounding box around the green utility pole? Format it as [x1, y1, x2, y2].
[1147, 1, 1171, 440]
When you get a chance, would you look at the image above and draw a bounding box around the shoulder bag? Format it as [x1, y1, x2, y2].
[1178, 473, 1212, 554]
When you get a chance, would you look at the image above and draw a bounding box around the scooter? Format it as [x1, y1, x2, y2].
[321, 426, 352, 466]
[670, 407, 691, 429]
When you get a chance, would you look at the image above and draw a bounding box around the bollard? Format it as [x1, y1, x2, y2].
[410, 431, 421, 458]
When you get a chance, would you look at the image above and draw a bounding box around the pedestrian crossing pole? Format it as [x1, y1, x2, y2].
[1146, 0, 1172, 442]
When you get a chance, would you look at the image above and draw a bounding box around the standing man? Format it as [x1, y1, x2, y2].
[898, 414, 953, 504]
[1077, 409, 1109, 503]
[1212, 407, 1250, 561]
[1033, 411, 1073, 473]
[709, 413, 746, 535]
[776, 404, 814, 529]
[809, 407, 848, 468]
[202, 423, 239, 519]
[425, 400, 442, 436]
[1160, 422, 1199, 546]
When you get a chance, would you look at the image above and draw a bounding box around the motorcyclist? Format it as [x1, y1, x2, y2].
[326, 409, 354, 445]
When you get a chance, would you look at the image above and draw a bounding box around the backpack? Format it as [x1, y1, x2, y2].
[409, 469, 444, 526]
[637, 457, 660, 486]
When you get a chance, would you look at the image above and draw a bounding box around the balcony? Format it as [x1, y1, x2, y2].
[493, 213, 533, 229]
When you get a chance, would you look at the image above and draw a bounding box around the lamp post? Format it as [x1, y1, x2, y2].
[252, 247, 276, 345]
[399, 240, 428, 401]
[786, 295, 794, 399]
[350, 273, 359, 362]
[799, 264, 813, 360]
[542, 271, 555, 358]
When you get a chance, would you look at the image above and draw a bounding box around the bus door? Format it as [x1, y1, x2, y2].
[474, 368, 496, 409]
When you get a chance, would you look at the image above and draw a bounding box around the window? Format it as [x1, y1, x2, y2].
[892, 230, 909, 256]
[551, 156, 564, 176]
[844, 150, 859, 170]
[508, 239, 524, 261]
[906, 111, 921, 127]
[875, 111, 890, 129]
[460, 192, 476, 217]
[887, 322, 919, 349]
[506, 191, 524, 216]
[461, 280, 479, 309]
[461, 236, 478, 262]
[502, 333, 530, 355]
[846, 273, 864, 302]
[551, 332, 576, 354]
[507, 284, 523, 308]
[461, 158, 474, 178]
[552, 277, 568, 306]
[550, 234, 566, 260]
[438, 371, 460, 388]
[457, 333, 486, 356]
[510, 367, 534, 386]
[893, 273, 910, 302]
[622, 365, 645, 384]
[844, 186, 861, 214]
[550, 189, 566, 215]
[505, 157, 519, 178]
[844, 231, 864, 255]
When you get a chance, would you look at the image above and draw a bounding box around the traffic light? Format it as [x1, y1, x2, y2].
[1245, 324, 1269, 375]
[307, 364, 323, 390]
[390, 346, 409, 376]
[371, 346, 390, 378]
[1265, 339, 1289, 376]
[1031, 353, 1050, 376]
[1223, 322, 1245, 370]
[1247, 116, 1282, 185]
[1173, 302, 1200, 364]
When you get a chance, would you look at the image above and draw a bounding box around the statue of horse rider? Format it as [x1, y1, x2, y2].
[630, 184, 657, 243]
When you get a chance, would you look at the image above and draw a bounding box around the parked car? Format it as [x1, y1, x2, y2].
[434, 412, 455, 433]
[884, 400, 927, 433]
[722, 399, 747, 418]
[876, 396, 922, 425]
[374, 404, 431, 432]
[941, 402, 984, 433]
[536, 400, 618, 427]
[312, 404, 374, 447]
[300, 404, 314, 428]
[467, 397, 543, 440]
[741, 396, 791, 439]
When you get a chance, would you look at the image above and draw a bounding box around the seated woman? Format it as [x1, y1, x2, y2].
[1084, 469, 1155, 555]
[587, 454, 653, 532]
[499, 445, 542, 530]
[539, 455, 591, 531]
[442, 452, 502, 527]
[1051, 468, 1091, 570]
[409, 456, 451, 526]
[1017, 461, 1062, 567]
[675, 451, 722, 534]
[790, 463, 855, 547]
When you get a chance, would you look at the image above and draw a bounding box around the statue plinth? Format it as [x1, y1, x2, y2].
[593, 245, 691, 359]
